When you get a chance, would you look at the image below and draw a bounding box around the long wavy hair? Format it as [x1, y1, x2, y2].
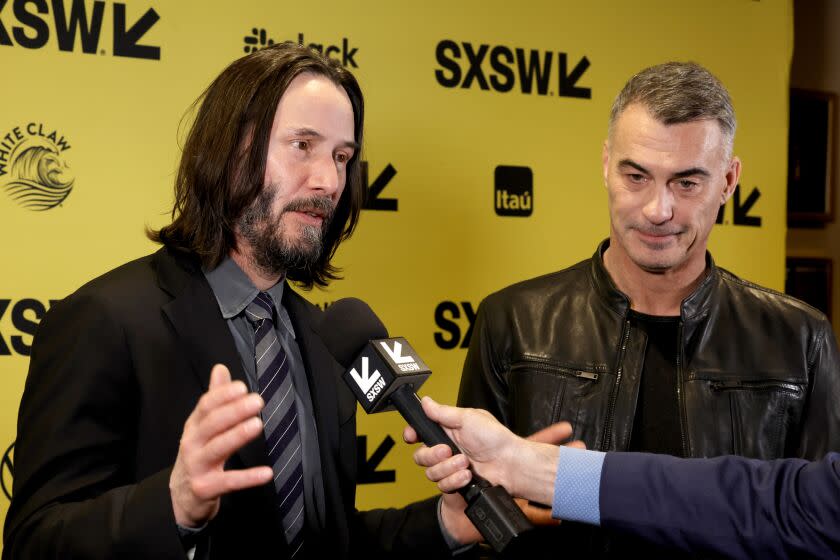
[149, 41, 365, 289]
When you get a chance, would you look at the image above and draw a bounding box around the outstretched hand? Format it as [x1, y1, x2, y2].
[170, 364, 274, 528]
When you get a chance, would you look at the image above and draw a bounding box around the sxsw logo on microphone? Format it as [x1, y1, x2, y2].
[344, 338, 431, 413]
[495, 165, 533, 217]
[349, 356, 386, 403]
[381, 340, 421, 372]
[348, 341, 420, 403]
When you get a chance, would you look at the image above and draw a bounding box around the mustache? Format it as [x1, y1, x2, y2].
[282, 196, 336, 221]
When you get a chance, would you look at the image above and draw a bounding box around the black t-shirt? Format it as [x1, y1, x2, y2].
[627, 309, 683, 456]
[608, 310, 690, 559]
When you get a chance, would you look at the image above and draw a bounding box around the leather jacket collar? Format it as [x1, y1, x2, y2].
[590, 239, 718, 321]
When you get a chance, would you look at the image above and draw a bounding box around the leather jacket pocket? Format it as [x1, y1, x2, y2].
[685, 372, 806, 459]
[509, 355, 609, 443]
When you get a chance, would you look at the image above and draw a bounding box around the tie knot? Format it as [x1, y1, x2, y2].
[245, 291, 274, 326]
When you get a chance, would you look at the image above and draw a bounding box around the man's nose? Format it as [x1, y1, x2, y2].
[642, 183, 674, 224]
[308, 154, 341, 198]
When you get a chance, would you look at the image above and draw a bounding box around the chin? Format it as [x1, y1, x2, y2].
[629, 250, 682, 273]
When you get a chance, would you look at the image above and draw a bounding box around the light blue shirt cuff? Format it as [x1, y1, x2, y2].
[552, 446, 606, 526]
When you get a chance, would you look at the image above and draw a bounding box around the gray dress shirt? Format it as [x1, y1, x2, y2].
[204, 257, 327, 532]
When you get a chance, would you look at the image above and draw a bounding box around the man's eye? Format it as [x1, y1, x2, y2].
[627, 173, 646, 183]
[677, 179, 698, 189]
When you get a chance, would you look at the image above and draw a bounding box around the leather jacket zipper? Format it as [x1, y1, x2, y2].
[601, 319, 631, 450]
[511, 355, 602, 380]
[676, 322, 688, 457]
[709, 379, 802, 394]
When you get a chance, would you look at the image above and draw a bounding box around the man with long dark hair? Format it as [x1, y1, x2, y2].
[4, 42, 458, 559]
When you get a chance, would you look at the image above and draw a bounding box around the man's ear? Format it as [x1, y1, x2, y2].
[721, 156, 742, 205]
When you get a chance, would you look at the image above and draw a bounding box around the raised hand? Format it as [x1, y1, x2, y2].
[169, 364, 274, 527]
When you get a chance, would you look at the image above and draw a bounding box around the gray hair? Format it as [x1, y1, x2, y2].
[609, 62, 736, 157]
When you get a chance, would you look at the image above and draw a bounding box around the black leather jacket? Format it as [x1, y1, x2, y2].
[458, 242, 840, 556]
[459, 240, 840, 460]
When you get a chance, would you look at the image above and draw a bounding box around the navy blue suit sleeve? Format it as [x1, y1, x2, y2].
[600, 452, 840, 559]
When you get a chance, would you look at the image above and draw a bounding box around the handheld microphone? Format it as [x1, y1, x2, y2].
[319, 298, 533, 555]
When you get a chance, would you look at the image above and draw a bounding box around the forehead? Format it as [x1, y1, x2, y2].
[272, 72, 355, 138]
[611, 103, 726, 169]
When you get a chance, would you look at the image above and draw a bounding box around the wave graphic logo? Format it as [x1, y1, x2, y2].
[1, 123, 74, 211]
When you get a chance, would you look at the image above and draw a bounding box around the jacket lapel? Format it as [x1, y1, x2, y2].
[154, 249, 273, 472]
[284, 288, 341, 461]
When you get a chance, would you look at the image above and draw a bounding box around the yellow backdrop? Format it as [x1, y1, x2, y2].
[0, 0, 792, 535]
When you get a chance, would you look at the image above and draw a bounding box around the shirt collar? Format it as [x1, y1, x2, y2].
[203, 256, 295, 337]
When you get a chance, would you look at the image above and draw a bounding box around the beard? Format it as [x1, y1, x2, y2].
[237, 186, 336, 279]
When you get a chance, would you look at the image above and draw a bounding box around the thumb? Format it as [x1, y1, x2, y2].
[420, 396, 463, 430]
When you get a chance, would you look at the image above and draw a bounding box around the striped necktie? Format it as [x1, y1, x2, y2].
[245, 292, 305, 558]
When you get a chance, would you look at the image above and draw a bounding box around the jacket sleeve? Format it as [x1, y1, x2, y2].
[2, 293, 186, 560]
[600, 452, 840, 559]
[352, 498, 454, 559]
[456, 297, 512, 427]
[796, 319, 840, 459]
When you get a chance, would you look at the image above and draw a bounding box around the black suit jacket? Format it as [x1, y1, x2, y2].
[3, 247, 446, 559]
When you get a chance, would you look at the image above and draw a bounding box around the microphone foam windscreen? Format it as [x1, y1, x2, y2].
[318, 298, 388, 366]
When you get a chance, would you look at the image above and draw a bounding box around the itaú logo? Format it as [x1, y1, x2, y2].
[0, 122, 73, 211]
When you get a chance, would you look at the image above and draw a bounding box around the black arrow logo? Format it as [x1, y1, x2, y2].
[356, 435, 396, 484]
[558, 54, 591, 99]
[113, 4, 160, 60]
[716, 184, 762, 227]
[733, 184, 762, 227]
[362, 162, 398, 211]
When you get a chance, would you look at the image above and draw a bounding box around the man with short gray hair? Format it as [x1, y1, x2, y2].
[448, 61, 840, 556]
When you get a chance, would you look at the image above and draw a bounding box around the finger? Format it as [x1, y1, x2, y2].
[403, 425, 418, 444]
[209, 364, 232, 388]
[419, 396, 464, 430]
[191, 379, 250, 425]
[566, 439, 587, 450]
[199, 416, 265, 467]
[437, 469, 473, 494]
[191, 392, 264, 444]
[190, 465, 274, 501]
[413, 443, 454, 467]
[425, 454, 470, 483]
[527, 421, 573, 444]
[516, 499, 560, 526]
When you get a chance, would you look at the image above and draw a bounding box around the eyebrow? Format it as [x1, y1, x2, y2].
[618, 159, 651, 175]
[617, 159, 710, 178]
[287, 127, 359, 151]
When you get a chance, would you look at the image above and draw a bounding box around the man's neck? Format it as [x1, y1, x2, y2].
[230, 248, 284, 292]
[602, 242, 707, 317]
